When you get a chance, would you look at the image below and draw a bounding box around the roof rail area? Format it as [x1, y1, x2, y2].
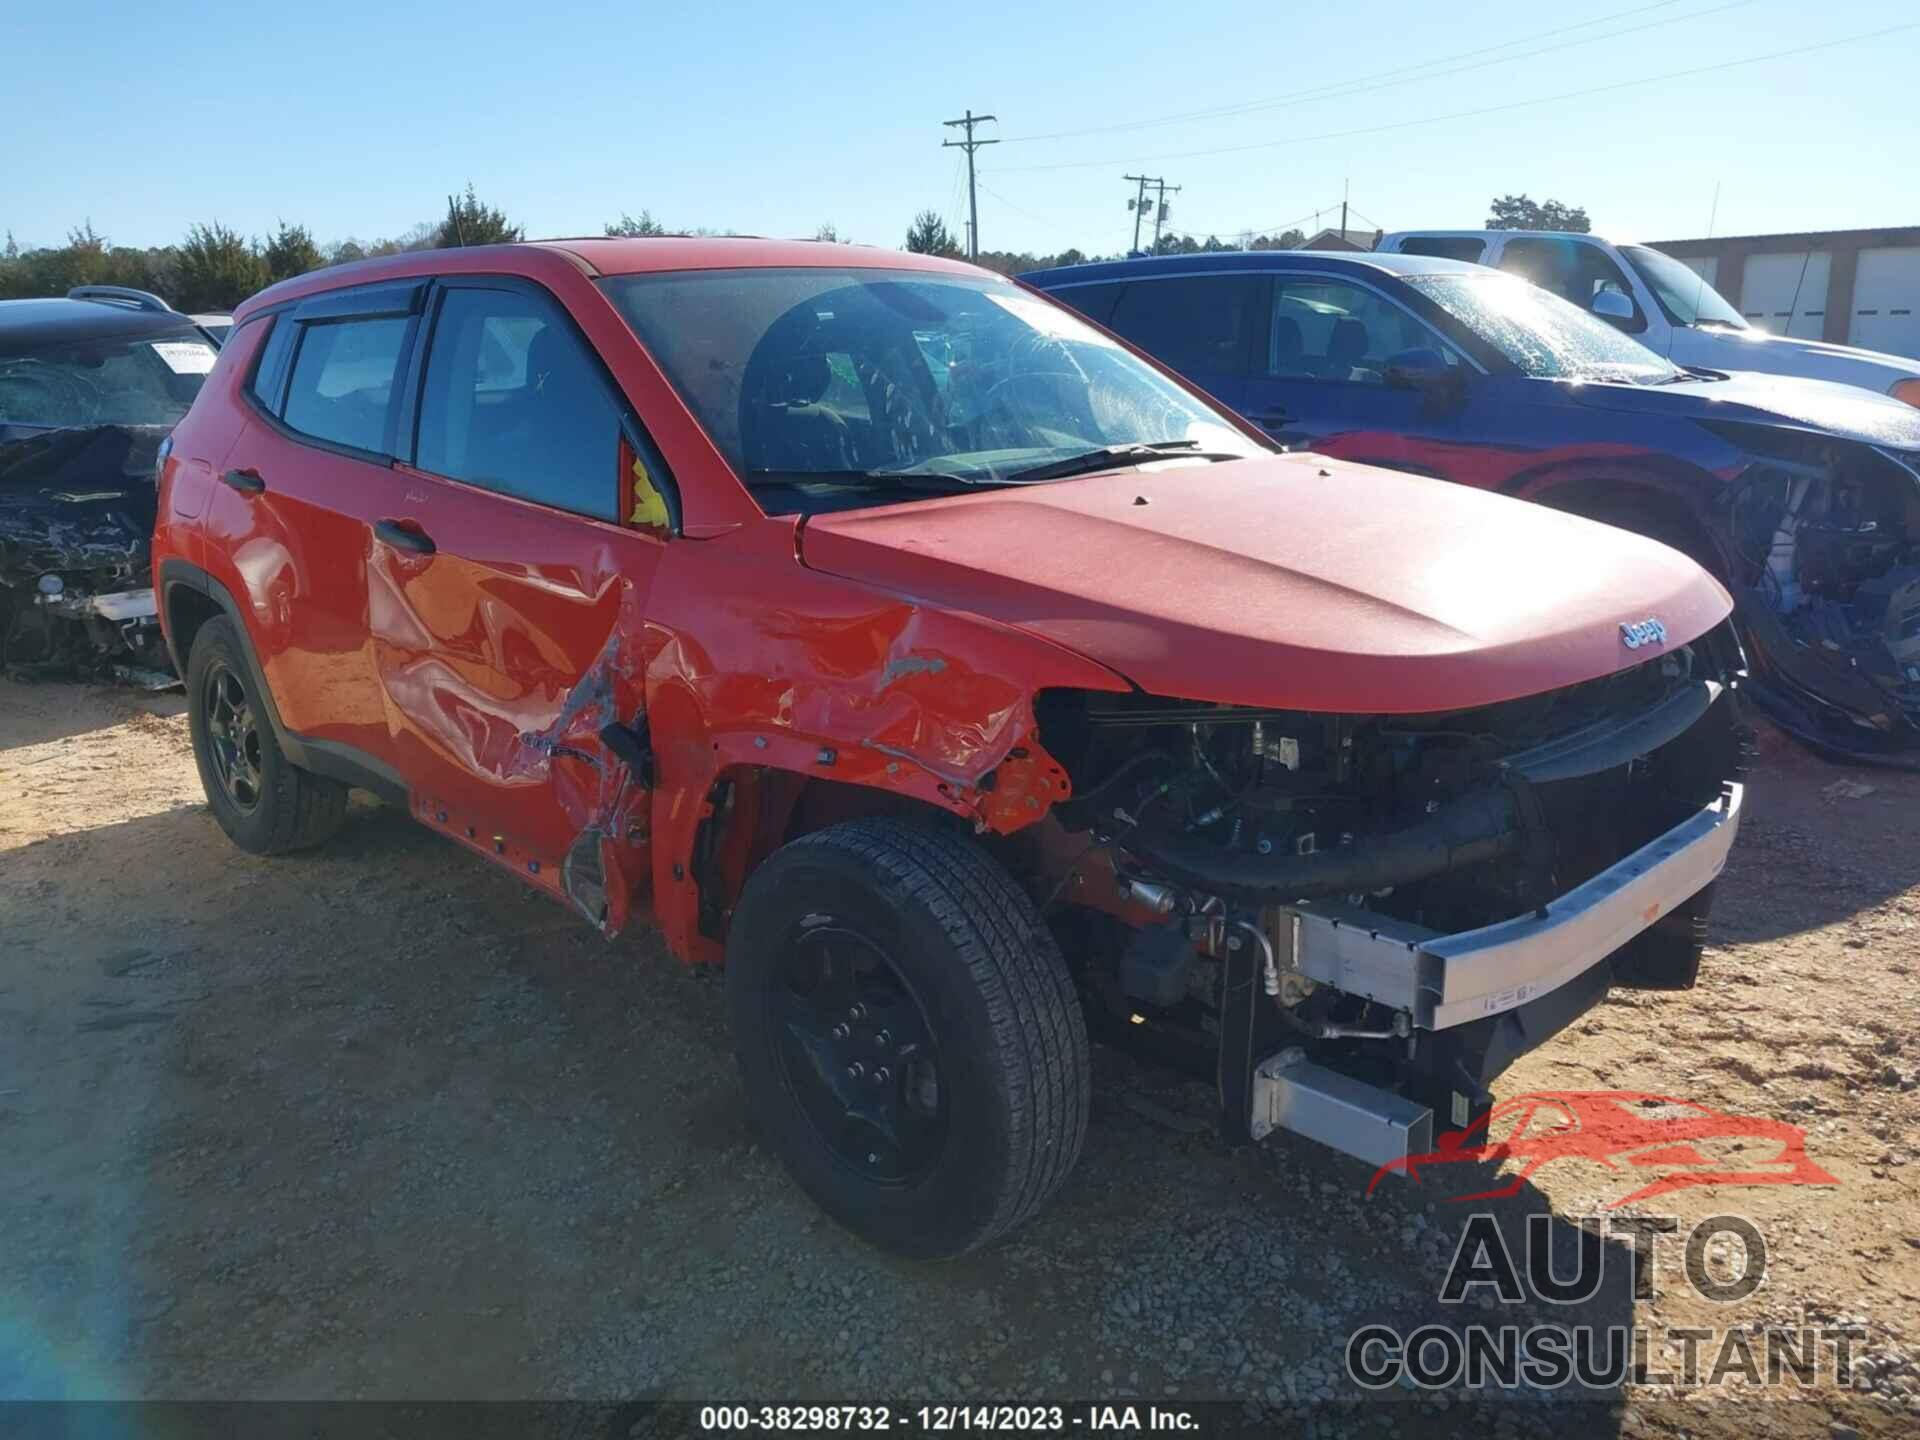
[66, 285, 178, 314]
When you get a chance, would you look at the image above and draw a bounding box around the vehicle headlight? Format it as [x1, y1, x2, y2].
[1890, 378, 1920, 409]
[36, 573, 64, 597]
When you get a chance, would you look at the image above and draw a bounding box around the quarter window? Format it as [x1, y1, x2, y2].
[247, 316, 294, 414]
[281, 316, 409, 453]
[415, 288, 621, 520]
[1395, 236, 1487, 263]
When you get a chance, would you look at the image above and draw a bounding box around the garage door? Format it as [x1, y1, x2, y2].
[1739, 250, 1832, 340]
[1848, 247, 1920, 359]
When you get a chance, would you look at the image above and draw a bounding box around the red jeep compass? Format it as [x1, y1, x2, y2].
[155, 239, 1748, 1257]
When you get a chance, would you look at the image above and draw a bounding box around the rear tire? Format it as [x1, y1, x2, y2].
[186, 617, 348, 854]
[726, 817, 1089, 1258]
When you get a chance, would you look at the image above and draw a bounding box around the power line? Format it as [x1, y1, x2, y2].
[942, 110, 999, 260]
[978, 171, 1319, 251]
[1160, 203, 1332, 244]
[974, 180, 1063, 236]
[993, 21, 1919, 174]
[995, 0, 1723, 145]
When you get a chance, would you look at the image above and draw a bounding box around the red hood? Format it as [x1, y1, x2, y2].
[798, 453, 1733, 714]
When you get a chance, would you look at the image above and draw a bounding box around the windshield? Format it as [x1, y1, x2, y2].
[1620, 245, 1748, 329]
[601, 268, 1264, 514]
[1407, 272, 1683, 384]
[0, 329, 216, 434]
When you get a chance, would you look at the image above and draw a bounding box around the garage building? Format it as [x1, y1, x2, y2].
[1648, 224, 1920, 359]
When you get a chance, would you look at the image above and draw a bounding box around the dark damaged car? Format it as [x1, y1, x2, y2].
[0, 290, 218, 681]
[156, 241, 1748, 1257]
[1027, 252, 1920, 766]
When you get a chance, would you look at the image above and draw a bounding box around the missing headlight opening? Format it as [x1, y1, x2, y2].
[1721, 433, 1920, 763]
[1030, 636, 1747, 1155]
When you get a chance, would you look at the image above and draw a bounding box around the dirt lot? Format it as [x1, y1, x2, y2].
[2, 676, 1916, 1436]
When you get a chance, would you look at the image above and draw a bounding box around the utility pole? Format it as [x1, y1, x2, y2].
[1340, 177, 1349, 242]
[1124, 175, 1180, 254]
[942, 110, 998, 260]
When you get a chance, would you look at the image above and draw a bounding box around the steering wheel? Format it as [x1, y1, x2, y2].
[0, 361, 101, 427]
[977, 330, 1094, 431]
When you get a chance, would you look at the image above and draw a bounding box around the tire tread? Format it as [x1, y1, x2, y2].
[187, 617, 349, 855]
[763, 817, 1089, 1251]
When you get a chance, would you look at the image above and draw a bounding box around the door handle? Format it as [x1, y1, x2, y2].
[1247, 409, 1291, 426]
[375, 519, 436, 555]
[220, 467, 265, 494]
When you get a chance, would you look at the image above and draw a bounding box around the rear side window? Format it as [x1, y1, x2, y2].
[1046, 281, 1123, 327]
[1396, 236, 1486, 263]
[282, 317, 409, 454]
[415, 287, 621, 520]
[1106, 275, 1262, 378]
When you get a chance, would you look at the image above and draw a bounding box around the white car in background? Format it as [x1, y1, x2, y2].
[1376, 230, 1920, 408]
[190, 313, 233, 347]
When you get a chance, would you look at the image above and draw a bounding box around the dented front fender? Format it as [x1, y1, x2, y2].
[642, 521, 1128, 959]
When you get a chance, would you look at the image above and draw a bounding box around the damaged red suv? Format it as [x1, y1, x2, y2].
[156, 240, 1749, 1257]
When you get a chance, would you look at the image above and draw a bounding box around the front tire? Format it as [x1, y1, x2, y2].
[727, 817, 1089, 1258]
[186, 617, 348, 854]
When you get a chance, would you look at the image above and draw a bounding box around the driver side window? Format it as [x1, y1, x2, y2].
[1265, 277, 1457, 384]
[415, 287, 623, 519]
[1499, 238, 1645, 332]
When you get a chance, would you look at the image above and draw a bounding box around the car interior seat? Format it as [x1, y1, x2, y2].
[1270, 315, 1306, 377]
[748, 353, 856, 473]
[1327, 317, 1375, 382]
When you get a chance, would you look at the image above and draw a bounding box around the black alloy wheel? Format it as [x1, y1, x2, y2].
[768, 917, 947, 1184]
[202, 659, 264, 813]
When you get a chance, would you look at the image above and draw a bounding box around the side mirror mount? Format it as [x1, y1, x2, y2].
[1591, 288, 1638, 328]
[1382, 347, 1451, 389]
[1384, 348, 1468, 413]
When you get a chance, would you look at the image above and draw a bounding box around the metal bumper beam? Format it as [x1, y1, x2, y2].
[1283, 783, 1744, 1031]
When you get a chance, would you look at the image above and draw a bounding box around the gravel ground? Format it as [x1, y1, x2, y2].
[2, 678, 1916, 1438]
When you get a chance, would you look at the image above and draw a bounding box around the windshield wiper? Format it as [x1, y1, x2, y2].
[746, 444, 1245, 497]
[998, 441, 1244, 485]
[744, 467, 989, 497]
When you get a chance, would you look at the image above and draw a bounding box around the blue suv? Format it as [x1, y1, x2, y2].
[1025, 250, 1920, 766]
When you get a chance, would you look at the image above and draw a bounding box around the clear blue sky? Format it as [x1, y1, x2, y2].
[5, 0, 1915, 256]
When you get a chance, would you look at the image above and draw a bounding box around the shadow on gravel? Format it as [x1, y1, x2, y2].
[0, 678, 183, 752]
[1711, 723, 1920, 945]
[3, 788, 749, 1399]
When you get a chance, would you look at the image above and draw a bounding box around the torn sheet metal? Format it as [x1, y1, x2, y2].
[640, 521, 1130, 960]
[0, 425, 173, 679]
[371, 546, 656, 935]
[1725, 447, 1920, 766]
